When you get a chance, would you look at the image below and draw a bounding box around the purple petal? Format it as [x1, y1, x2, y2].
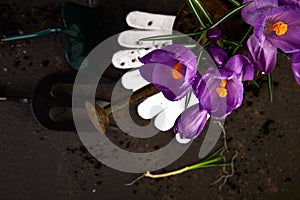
[247, 35, 277, 73]
[195, 75, 227, 116]
[224, 55, 254, 81]
[226, 77, 244, 110]
[139, 49, 177, 66]
[279, 0, 300, 7]
[265, 6, 300, 53]
[163, 45, 197, 71]
[199, 78, 221, 113]
[139, 45, 197, 71]
[204, 67, 235, 80]
[291, 52, 300, 85]
[208, 44, 228, 67]
[160, 86, 192, 101]
[241, 0, 277, 26]
[139, 63, 194, 101]
[174, 104, 208, 140]
[192, 74, 204, 97]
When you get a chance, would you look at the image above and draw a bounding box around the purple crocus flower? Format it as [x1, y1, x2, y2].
[174, 104, 208, 140]
[139, 45, 197, 101]
[242, 0, 300, 74]
[193, 45, 254, 119]
[193, 69, 244, 120]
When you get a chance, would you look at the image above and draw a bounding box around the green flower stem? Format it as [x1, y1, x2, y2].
[268, 73, 273, 102]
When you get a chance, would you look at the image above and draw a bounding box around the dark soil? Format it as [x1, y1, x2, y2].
[0, 0, 299, 200]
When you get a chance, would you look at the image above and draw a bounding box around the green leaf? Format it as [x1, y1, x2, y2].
[192, 0, 214, 25]
[182, 44, 198, 49]
[209, 1, 253, 29]
[140, 32, 202, 41]
[268, 73, 273, 102]
[203, 146, 225, 162]
[251, 80, 260, 88]
[185, 90, 193, 109]
[186, 0, 207, 28]
[227, 0, 241, 6]
[222, 39, 242, 47]
[187, 157, 224, 171]
[198, 163, 231, 168]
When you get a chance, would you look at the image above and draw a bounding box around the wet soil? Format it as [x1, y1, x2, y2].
[0, 0, 299, 200]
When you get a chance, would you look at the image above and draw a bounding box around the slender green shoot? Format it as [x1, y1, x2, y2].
[192, 0, 214, 25]
[227, 0, 241, 6]
[185, 90, 193, 109]
[203, 146, 225, 162]
[268, 73, 273, 102]
[139, 31, 203, 41]
[186, 0, 207, 28]
[251, 80, 260, 88]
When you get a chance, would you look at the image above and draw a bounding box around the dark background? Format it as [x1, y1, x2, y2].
[0, 0, 299, 199]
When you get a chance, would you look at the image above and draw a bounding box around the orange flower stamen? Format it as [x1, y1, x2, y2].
[267, 21, 288, 36]
[172, 62, 183, 80]
[216, 79, 228, 98]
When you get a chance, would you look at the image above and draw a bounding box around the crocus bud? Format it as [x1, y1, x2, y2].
[174, 104, 208, 140]
[206, 28, 222, 41]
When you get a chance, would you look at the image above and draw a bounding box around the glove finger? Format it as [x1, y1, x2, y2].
[112, 49, 153, 69]
[154, 93, 199, 132]
[118, 30, 172, 49]
[137, 92, 171, 119]
[121, 69, 149, 91]
[154, 101, 185, 131]
[126, 11, 175, 30]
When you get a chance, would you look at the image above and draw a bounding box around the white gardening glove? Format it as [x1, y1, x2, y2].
[112, 11, 198, 143]
[112, 11, 175, 69]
